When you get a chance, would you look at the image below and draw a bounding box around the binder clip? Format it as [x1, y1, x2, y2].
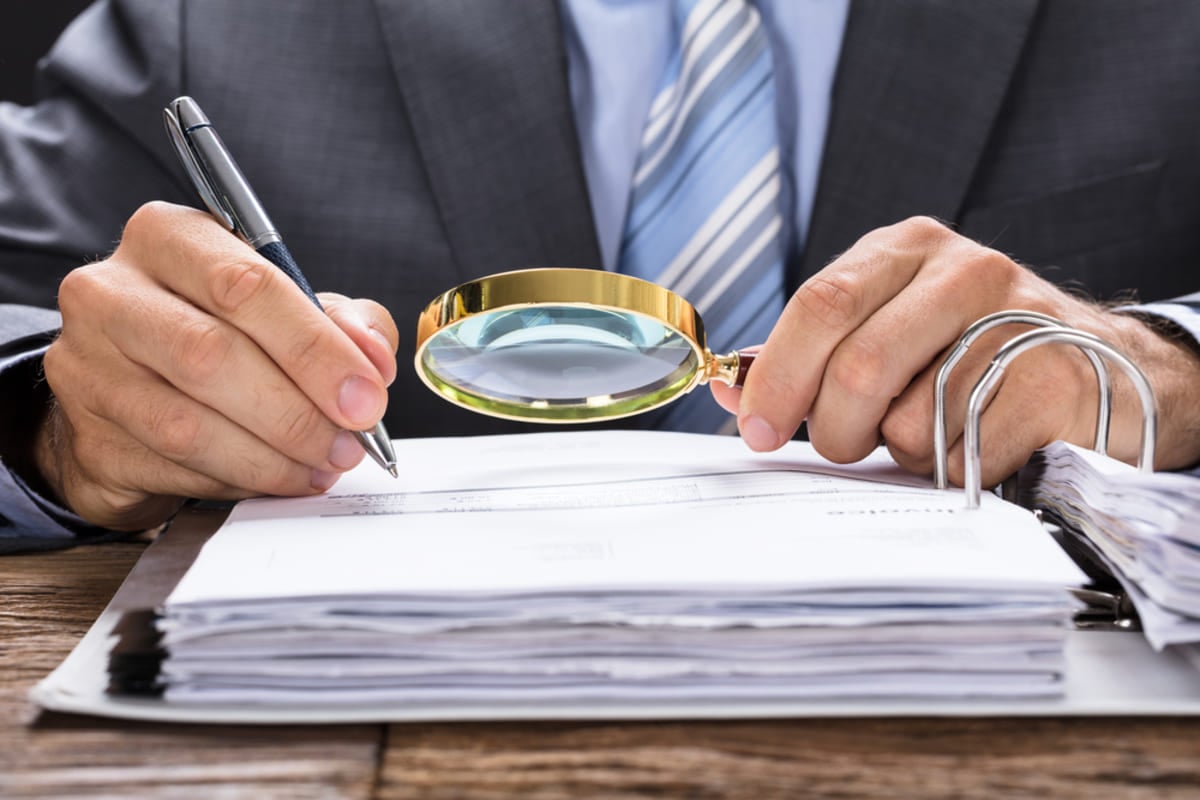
[935, 310, 1160, 631]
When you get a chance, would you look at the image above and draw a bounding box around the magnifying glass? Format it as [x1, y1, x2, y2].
[414, 268, 756, 422]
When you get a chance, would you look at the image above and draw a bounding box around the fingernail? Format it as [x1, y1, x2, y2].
[338, 375, 382, 426]
[311, 469, 339, 492]
[740, 415, 780, 451]
[328, 430, 364, 470]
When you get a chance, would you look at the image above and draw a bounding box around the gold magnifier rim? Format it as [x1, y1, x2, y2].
[413, 267, 717, 423]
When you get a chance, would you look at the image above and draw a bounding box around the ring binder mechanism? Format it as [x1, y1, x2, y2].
[959, 325, 1156, 509]
[936, 310, 1161, 632]
[1044, 513, 1143, 633]
[933, 310, 1114, 490]
[1068, 586, 1142, 631]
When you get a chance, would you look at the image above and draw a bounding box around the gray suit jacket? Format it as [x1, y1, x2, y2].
[1, 0, 1199, 543]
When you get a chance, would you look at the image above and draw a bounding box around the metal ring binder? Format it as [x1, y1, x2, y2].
[961, 327, 1157, 508]
[933, 311, 1113, 489]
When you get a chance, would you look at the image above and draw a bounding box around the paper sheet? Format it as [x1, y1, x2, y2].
[31, 432, 1200, 722]
[168, 431, 1083, 606]
[145, 431, 1087, 705]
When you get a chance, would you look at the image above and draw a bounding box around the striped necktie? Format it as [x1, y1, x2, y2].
[618, 0, 786, 434]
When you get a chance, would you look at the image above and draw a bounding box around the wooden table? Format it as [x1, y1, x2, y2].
[4, 535, 1200, 799]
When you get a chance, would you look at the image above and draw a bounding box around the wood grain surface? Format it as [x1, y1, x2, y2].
[2, 541, 1199, 799]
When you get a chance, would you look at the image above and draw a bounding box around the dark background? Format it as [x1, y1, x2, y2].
[0, 1, 94, 103]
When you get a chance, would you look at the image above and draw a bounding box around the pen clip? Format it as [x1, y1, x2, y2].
[163, 98, 235, 232]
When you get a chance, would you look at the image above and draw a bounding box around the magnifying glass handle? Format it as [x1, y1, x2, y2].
[734, 350, 756, 386]
[707, 350, 757, 388]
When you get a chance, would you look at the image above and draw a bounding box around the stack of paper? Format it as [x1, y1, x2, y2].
[1019, 441, 1200, 650]
[129, 431, 1085, 708]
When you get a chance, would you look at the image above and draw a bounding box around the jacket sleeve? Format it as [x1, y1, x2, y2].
[0, 0, 188, 309]
[0, 0, 187, 550]
[0, 306, 131, 551]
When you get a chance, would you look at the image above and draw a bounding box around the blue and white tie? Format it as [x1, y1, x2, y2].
[618, 0, 786, 434]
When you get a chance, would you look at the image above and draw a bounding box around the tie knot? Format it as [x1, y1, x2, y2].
[672, 0, 759, 34]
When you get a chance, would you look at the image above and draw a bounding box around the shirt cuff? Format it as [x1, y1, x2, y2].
[1119, 299, 1200, 343]
[1115, 299, 1200, 478]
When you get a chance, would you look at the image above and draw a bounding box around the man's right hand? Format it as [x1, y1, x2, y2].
[33, 201, 399, 531]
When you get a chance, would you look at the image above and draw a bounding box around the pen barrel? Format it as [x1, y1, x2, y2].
[165, 96, 396, 476]
[184, 122, 281, 247]
[257, 241, 321, 309]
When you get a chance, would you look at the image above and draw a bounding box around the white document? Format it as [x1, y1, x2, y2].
[1021, 441, 1200, 648]
[34, 431, 1200, 723]
[143, 430, 1089, 707]
[168, 430, 1080, 604]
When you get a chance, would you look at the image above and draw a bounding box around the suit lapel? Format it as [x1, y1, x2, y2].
[372, 0, 601, 279]
[798, 0, 1041, 284]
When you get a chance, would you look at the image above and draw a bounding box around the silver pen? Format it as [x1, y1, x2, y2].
[163, 96, 398, 478]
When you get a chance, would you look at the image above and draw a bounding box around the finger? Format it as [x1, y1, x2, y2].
[884, 313, 1104, 482]
[70, 434, 264, 531]
[43, 366, 254, 530]
[919, 340, 1125, 487]
[85, 354, 351, 496]
[941, 374, 1056, 488]
[320, 292, 400, 386]
[937, 335, 1100, 487]
[737, 216, 954, 451]
[36, 393, 187, 530]
[710, 382, 741, 414]
[877, 358, 944, 478]
[50, 305, 351, 498]
[66, 430, 251, 532]
[119, 202, 388, 431]
[879, 339, 1001, 479]
[68, 262, 361, 474]
[883, 321, 1041, 479]
[807, 240, 1024, 462]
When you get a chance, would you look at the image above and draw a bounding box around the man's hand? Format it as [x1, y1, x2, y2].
[711, 216, 1200, 485]
[33, 201, 400, 531]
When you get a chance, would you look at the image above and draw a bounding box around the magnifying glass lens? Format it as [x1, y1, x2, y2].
[419, 305, 702, 420]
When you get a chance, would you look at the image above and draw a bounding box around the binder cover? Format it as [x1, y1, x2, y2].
[30, 505, 1200, 724]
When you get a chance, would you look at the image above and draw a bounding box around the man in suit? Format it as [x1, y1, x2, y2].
[2, 0, 1199, 550]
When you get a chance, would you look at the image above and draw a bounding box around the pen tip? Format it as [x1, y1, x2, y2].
[388, 464, 399, 479]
